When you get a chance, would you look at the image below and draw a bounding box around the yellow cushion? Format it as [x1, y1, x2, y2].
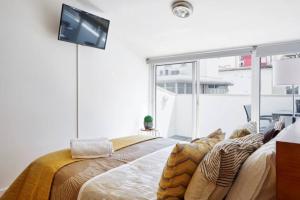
[157, 130, 224, 200]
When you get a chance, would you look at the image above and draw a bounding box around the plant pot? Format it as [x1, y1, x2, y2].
[144, 121, 153, 130]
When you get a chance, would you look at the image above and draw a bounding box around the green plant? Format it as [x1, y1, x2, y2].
[144, 115, 153, 123]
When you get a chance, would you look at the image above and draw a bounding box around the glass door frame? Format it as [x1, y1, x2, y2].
[151, 61, 198, 139]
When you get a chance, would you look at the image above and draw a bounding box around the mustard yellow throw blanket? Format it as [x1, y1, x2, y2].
[1, 135, 156, 200]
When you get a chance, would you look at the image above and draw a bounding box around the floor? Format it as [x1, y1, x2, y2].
[169, 135, 192, 142]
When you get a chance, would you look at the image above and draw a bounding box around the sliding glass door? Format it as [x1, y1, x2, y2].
[197, 56, 252, 137]
[155, 62, 196, 140]
[152, 42, 300, 139]
[154, 56, 253, 139]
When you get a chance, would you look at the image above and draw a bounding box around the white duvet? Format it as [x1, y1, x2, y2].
[77, 146, 174, 200]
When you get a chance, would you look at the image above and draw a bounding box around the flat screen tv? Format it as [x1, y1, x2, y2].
[58, 4, 110, 50]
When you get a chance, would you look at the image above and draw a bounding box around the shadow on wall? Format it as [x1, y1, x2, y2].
[33, 0, 104, 38]
[75, 0, 104, 13]
[31, 0, 62, 37]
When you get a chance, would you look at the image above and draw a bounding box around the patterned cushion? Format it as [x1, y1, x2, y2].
[185, 134, 263, 200]
[157, 131, 224, 200]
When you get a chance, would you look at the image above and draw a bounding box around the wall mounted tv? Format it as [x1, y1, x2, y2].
[58, 4, 110, 50]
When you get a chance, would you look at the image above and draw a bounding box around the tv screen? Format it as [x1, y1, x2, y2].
[58, 4, 110, 50]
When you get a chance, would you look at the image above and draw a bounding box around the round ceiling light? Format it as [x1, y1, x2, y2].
[172, 1, 193, 18]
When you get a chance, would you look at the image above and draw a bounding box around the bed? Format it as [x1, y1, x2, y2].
[50, 137, 177, 200]
[1, 127, 281, 200]
[0, 136, 178, 200]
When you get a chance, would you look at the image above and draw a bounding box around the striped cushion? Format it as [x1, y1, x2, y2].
[157, 131, 224, 200]
[185, 134, 263, 200]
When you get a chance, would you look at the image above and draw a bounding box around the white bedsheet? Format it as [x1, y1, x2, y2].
[77, 145, 174, 200]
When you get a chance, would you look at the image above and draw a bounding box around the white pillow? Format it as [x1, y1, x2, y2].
[225, 140, 275, 200]
[70, 138, 113, 159]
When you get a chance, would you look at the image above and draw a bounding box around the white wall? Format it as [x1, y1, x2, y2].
[78, 37, 148, 139]
[0, 0, 148, 189]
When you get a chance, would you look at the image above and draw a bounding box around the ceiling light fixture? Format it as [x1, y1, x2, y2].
[172, 1, 193, 18]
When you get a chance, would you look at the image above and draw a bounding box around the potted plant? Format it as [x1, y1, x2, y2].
[144, 115, 153, 130]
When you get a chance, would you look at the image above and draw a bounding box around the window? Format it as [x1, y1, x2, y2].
[155, 63, 194, 139]
[186, 83, 192, 94]
[151, 42, 300, 139]
[286, 86, 299, 95]
[157, 83, 164, 88]
[177, 82, 185, 94]
[171, 70, 180, 75]
[155, 56, 252, 139]
[165, 82, 175, 93]
[198, 56, 252, 136]
[260, 53, 300, 130]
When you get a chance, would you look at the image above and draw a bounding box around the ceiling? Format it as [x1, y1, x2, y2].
[77, 0, 300, 58]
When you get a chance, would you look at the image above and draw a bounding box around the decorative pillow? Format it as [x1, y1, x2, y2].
[229, 128, 251, 139]
[241, 121, 257, 134]
[262, 129, 280, 144]
[207, 129, 225, 140]
[157, 131, 224, 200]
[191, 129, 225, 143]
[185, 134, 264, 200]
[226, 140, 276, 200]
[226, 121, 257, 140]
[263, 120, 284, 144]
